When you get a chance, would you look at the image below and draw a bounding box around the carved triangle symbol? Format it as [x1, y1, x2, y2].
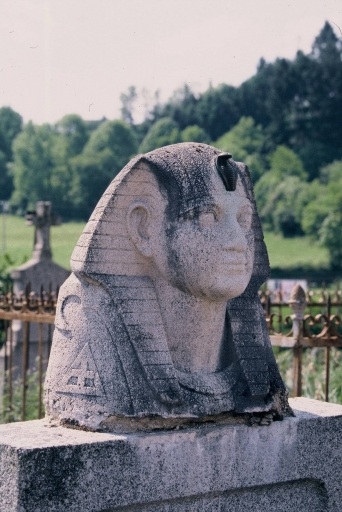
[59, 343, 105, 396]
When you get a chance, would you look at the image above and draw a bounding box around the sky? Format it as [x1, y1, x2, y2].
[1, 0, 341, 125]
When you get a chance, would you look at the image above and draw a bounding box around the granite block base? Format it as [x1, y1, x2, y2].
[0, 398, 341, 512]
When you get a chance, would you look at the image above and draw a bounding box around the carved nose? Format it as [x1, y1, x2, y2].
[223, 215, 248, 253]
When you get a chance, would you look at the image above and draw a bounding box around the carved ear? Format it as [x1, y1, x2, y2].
[127, 201, 153, 258]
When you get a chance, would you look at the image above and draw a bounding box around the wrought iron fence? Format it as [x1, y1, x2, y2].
[259, 285, 342, 400]
[0, 285, 57, 422]
[0, 284, 341, 423]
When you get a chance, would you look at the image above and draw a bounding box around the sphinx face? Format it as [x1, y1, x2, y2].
[149, 170, 254, 302]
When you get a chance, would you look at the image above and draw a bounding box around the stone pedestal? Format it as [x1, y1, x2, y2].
[0, 398, 341, 512]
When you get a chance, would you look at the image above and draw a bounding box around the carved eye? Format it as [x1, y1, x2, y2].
[198, 211, 216, 228]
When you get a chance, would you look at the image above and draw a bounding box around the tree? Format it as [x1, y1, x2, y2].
[269, 145, 308, 181]
[120, 86, 137, 125]
[0, 107, 23, 160]
[195, 84, 239, 140]
[11, 123, 58, 211]
[49, 115, 90, 218]
[70, 151, 117, 219]
[70, 120, 138, 219]
[157, 84, 199, 130]
[84, 119, 137, 169]
[181, 125, 210, 144]
[10, 122, 78, 218]
[235, 23, 342, 177]
[255, 173, 309, 236]
[290, 23, 342, 172]
[238, 59, 274, 127]
[0, 151, 12, 200]
[319, 210, 342, 270]
[55, 114, 88, 157]
[311, 21, 342, 65]
[268, 177, 309, 236]
[255, 146, 309, 235]
[301, 161, 342, 238]
[238, 56, 298, 148]
[319, 159, 342, 184]
[138, 117, 181, 153]
[0, 107, 23, 201]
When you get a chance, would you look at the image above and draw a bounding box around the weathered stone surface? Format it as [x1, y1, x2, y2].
[0, 398, 341, 511]
[45, 143, 291, 431]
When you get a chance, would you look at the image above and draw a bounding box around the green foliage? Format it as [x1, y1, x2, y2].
[155, 84, 199, 131]
[0, 216, 32, 267]
[0, 252, 14, 277]
[290, 22, 342, 170]
[11, 123, 58, 211]
[84, 119, 137, 168]
[181, 125, 210, 143]
[267, 177, 308, 236]
[273, 347, 342, 404]
[10, 119, 137, 220]
[301, 186, 332, 237]
[255, 146, 309, 236]
[255, 172, 281, 230]
[0, 151, 12, 200]
[0, 107, 23, 200]
[0, 367, 44, 423]
[311, 21, 342, 63]
[319, 160, 342, 184]
[55, 114, 89, 157]
[139, 117, 181, 153]
[120, 85, 137, 125]
[70, 151, 117, 219]
[10, 122, 81, 218]
[0, 253, 14, 336]
[70, 120, 138, 219]
[269, 145, 308, 180]
[195, 84, 239, 140]
[240, 23, 342, 176]
[0, 106, 23, 160]
[319, 211, 342, 270]
[301, 160, 342, 268]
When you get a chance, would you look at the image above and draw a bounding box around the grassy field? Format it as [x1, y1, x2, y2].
[264, 232, 329, 270]
[0, 215, 85, 271]
[0, 214, 330, 273]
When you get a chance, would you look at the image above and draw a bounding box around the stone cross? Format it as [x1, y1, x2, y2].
[26, 201, 61, 261]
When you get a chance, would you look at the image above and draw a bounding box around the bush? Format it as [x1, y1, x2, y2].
[0, 367, 45, 424]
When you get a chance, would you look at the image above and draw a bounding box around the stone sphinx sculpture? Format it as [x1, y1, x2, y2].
[45, 142, 292, 431]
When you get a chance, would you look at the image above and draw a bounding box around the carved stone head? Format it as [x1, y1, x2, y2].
[45, 143, 291, 431]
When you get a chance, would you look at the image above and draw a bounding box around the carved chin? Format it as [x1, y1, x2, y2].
[175, 274, 250, 302]
[206, 268, 252, 301]
[211, 281, 249, 301]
